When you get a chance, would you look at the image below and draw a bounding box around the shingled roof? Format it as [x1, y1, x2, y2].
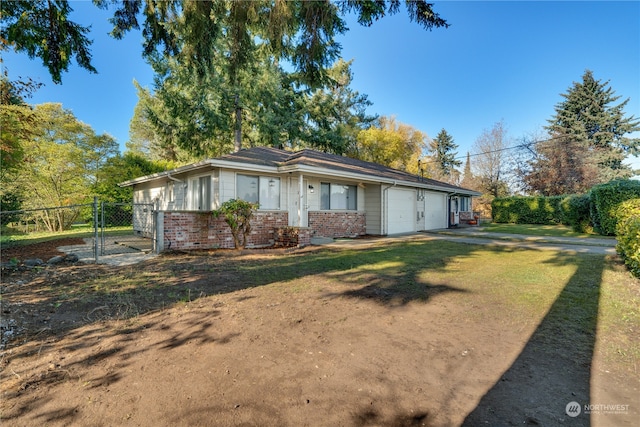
[219, 147, 477, 194]
[121, 146, 479, 195]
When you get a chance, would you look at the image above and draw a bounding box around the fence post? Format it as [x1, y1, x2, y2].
[93, 197, 99, 263]
[153, 200, 159, 253]
[101, 201, 105, 255]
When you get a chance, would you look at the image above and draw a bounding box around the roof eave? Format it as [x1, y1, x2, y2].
[118, 159, 279, 187]
[278, 164, 481, 196]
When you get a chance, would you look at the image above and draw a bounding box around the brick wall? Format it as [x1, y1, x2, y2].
[274, 227, 312, 248]
[162, 211, 289, 250]
[459, 211, 480, 226]
[308, 211, 366, 238]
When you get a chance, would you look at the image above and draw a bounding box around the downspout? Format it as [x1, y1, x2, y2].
[381, 181, 397, 235]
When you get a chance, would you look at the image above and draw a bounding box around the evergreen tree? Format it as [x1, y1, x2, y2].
[429, 129, 462, 177]
[545, 70, 640, 184]
[3, 1, 448, 86]
[525, 132, 599, 196]
[460, 152, 475, 190]
[1, 0, 96, 84]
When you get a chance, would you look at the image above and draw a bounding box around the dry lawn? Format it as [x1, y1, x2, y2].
[1, 238, 638, 426]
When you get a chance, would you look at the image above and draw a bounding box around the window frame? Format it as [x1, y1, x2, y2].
[236, 173, 281, 210]
[187, 173, 212, 211]
[320, 182, 357, 211]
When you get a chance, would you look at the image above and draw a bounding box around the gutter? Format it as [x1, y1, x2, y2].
[166, 173, 183, 183]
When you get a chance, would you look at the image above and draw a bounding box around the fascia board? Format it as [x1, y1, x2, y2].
[119, 160, 217, 187]
[277, 164, 480, 196]
[208, 159, 279, 174]
[119, 159, 280, 187]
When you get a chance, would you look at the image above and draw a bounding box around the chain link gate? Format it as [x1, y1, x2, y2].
[98, 202, 156, 258]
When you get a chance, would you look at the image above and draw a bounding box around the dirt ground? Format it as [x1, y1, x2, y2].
[0, 240, 638, 426]
[0, 238, 87, 264]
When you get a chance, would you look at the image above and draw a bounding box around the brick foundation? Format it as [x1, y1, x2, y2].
[459, 211, 480, 226]
[308, 211, 366, 238]
[162, 211, 289, 250]
[274, 227, 311, 248]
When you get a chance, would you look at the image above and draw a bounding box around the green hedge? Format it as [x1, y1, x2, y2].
[590, 180, 640, 235]
[492, 196, 564, 224]
[615, 198, 640, 278]
[559, 194, 592, 233]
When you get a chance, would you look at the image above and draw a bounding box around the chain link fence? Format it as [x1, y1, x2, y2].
[99, 202, 155, 256]
[1, 199, 156, 263]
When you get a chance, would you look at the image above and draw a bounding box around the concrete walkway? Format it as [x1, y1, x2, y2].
[321, 228, 618, 256]
[421, 228, 618, 255]
[57, 238, 158, 267]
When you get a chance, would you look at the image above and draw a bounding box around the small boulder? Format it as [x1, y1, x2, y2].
[24, 258, 44, 267]
[47, 255, 65, 265]
[1, 262, 18, 270]
[64, 253, 79, 263]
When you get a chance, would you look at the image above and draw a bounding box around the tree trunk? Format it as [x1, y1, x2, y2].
[234, 93, 242, 152]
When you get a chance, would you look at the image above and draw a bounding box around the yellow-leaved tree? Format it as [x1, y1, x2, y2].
[353, 116, 427, 174]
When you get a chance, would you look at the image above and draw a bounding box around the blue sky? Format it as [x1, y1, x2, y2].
[4, 1, 640, 171]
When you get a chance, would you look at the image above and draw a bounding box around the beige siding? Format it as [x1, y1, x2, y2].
[133, 181, 164, 205]
[365, 184, 382, 235]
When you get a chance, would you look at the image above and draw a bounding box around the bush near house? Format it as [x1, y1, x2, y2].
[212, 199, 259, 249]
[491, 196, 564, 225]
[590, 180, 640, 236]
[615, 198, 640, 278]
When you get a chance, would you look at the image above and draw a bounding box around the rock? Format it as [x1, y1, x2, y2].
[47, 255, 65, 265]
[1, 262, 18, 270]
[24, 258, 44, 267]
[64, 253, 79, 262]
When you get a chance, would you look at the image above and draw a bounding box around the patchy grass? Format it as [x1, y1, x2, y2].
[4, 239, 637, 370]
[482, 222, 612, 239]
[0, 226, 131, 248]
[1, 238, 638, 426]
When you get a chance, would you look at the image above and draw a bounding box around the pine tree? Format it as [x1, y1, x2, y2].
[460, 152, 475, 189]
[430, 129, 462, 177]
[545, 70, 640, 184]
[525, 132, 599, 195]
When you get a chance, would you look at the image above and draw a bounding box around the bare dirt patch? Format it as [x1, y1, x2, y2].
[1, 240, 638, 426]
[1, 238, 86, 264]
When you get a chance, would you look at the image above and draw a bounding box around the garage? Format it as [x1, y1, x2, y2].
[424, 191, 447, 230]
[387, 188, 416, 234]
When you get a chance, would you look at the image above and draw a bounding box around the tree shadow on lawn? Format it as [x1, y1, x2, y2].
[462, 251, 603, 426]
[4, 239, 477, 347]
[2, 239, 602, 426]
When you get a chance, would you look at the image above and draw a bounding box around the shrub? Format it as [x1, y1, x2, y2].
[212, 199, 259, 249]
[560, 194, 592, 233]
[590, 180, 640, 235]
[491, 196, 564, 224]
[615, 198, 640, 278]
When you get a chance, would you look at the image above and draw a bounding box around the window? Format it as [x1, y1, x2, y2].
[237, 174, 280, 209]
[188, 176, 211, 210]
[198, 176, 211, 210]
[320, 182, 357, 210]
[460, 196, 470, 212]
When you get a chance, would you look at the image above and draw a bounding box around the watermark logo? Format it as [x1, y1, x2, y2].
[584, 403, 630, 415]
[566, 401, 581, 417]
[565, 401, 630, 417]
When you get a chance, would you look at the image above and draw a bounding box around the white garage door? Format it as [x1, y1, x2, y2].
[424, 192, 447, 230]
[388, 188, 416, 234]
